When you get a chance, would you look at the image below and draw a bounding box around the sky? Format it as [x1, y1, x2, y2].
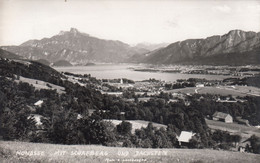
[0, 0, 260, 46]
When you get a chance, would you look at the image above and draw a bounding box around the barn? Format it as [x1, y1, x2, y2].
[213, 111, 233, 123]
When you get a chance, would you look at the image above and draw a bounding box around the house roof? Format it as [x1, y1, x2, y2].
[178, 131, 195, 143]
[213, 111, 231, 119]
[34, 100, 43, 106]
[28, 114, 43, 125]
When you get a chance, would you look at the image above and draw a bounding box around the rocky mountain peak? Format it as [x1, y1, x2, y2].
[58, 31, 66, 35]
[58, 28, 90, 37]
[70, 28, 79, 35]
[228, 29, 243, 34]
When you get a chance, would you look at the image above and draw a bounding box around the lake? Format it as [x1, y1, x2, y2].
[54, 64, 231, 82]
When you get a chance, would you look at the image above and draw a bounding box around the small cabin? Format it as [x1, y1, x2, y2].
[213, 111, 233, 123]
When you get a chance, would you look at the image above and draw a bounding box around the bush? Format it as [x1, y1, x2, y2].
[218, 143, 231, 150]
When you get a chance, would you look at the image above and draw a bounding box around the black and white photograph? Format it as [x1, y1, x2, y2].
[0, 0, 260, 162]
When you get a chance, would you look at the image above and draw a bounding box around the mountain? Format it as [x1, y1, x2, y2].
[0, 48, 23, 59]
[1, 28, 148, 64]
[140, 30, 260, 65]
[2, 29, 259, 65]
[134, 42, 169, 51]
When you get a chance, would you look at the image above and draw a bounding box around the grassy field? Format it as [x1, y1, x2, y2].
[166, 86, 260, 97]
[104, 120, 167, 134]
[206, 119, 260, 140]
[206, 119, 260, 135]
[15, 76, 65, 94]
[1, 141, 260, 163]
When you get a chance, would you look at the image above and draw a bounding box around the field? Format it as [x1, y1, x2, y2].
[104, 120, 167, 134]
[166, 86, 260, 97]
[206, 119, 260, 140]
[15, 76, 65, 94]
[1, 141, 260, 163]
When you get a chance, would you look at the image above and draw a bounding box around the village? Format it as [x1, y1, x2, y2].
[133, 65, 260, 77]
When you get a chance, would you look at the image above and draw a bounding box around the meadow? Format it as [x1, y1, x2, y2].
[1, 141, 259, 163]
[167, 86, 260, 97]
[205, 119, 260, 140]
[15, 76, 65, 94]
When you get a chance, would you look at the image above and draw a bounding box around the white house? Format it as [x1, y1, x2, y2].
[196, 84, 204, 88]
[34, 100, 43, 107]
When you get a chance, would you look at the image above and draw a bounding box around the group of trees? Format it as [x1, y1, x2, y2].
[0, 75, 114, 145]
[164, 82, 195, 90]
[245, 135, 260, 154]
[118, 122, 178, 148]
[229, 75, 260, 88]
[211, 130, 242, 150]
[0, 59, 64, 86]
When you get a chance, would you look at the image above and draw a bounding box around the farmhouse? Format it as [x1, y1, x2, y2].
[196, 83, 204, 88]
[101, 92, 123, 96]
[177, 131, 195, 146]
[212, 112, 233, 123]
[34, 100, 43, 107]
[88, 109, 95, 116]
[216, 97, 237, 103]
[168, 99, 179, 103]
[27, 114, 46, 130]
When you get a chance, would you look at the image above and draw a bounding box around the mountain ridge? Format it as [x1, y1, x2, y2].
[1, 29, 260, 65]
[138, 29, 260, 65]
[2, 28, 148, 64]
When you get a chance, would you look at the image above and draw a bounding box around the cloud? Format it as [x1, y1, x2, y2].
[212, 5, 231, 13]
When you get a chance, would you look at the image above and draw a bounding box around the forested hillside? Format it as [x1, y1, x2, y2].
[0, 58, 260, 153]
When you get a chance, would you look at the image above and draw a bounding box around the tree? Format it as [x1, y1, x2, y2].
[117, 121, 132, 136]
[248, 135, 260, 154]
[189, 134, 201, 148]
[232, 135, 242, 147]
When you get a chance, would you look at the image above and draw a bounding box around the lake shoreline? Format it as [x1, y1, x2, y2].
[54, 64, 234, 82]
